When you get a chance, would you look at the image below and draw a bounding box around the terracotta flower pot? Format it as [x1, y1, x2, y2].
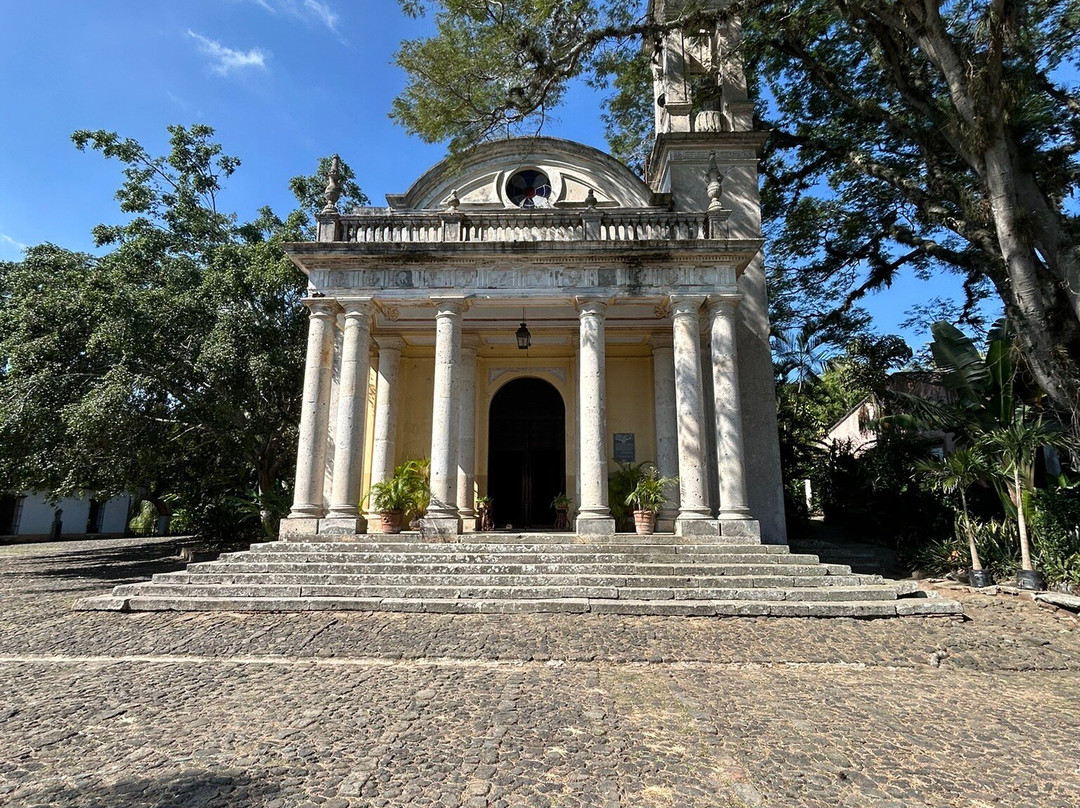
[379, 510, 404, 535]
[633, 510, 656, 535]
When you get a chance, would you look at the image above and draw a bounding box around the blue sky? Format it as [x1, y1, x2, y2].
[0, 0, 977, 347]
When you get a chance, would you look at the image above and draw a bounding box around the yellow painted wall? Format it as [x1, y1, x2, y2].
[396, 353, 435, 466]
[605, 356, 656, 467]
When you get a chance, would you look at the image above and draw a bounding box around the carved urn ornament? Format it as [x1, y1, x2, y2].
[322, 154, 342, 213]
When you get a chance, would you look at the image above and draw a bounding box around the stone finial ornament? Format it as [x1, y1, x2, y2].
[322, 154, 342, 213]
[584, 189, 598, 209]
[446, 189, 461, 210]
[706, 152, 724, 212]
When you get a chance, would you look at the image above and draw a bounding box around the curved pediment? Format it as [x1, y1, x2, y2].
[386, 137, 660, 211]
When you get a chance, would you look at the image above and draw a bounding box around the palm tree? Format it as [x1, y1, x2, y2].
[915, 447, 988, 572]
[979, 418, 1072, 572]
[773, 323, 837, 393]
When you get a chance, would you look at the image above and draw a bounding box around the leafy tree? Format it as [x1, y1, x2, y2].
[391, 0, 1080, 439]
[0, 125, 361, 540]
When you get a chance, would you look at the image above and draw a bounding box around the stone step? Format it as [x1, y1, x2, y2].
[159, 571, 886, 588]
[188, 561, 839, 577]
[287, 532, 765, 547]
[114, 581, 902, 602]
[252, 541, 790, 555]
[216, 551, 824, 566]
[77, 594, 962, 618]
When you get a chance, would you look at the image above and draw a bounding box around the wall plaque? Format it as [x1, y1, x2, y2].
[613, 433, 635, 462]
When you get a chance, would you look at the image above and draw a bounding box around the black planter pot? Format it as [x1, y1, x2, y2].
[1015, 569, 1046, 591]
[969, 569, 993, 588]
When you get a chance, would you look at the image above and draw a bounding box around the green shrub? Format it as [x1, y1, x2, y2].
[1031, 481, 1080, 587]
[911, 517, 1019, 581]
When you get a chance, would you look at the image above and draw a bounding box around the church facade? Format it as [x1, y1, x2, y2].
[279, 3, 787, 544]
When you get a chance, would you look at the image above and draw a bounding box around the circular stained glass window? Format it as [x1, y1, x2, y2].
[507, 169, 553, 209]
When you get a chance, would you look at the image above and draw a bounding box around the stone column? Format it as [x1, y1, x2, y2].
[650, 333, 680, 533]
[427, 297, 465, 534]
[365, 335, 404, 530]
[324, 298, 373, 534]
[284, 299, 338, 535]
[670, 295, 718, 535]
[575, 297, 615, 534]
[457, 335, 479, 531]
[708, 295, 759, 537]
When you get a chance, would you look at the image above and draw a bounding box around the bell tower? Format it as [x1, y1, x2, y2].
[647, 0, 787, 542]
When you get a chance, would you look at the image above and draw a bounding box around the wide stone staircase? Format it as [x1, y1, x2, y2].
[75, 532, 961, 617]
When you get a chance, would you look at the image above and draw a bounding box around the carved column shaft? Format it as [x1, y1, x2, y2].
[288, 300, 337, 520]
[709, 295, 752, 519]
[427, 297, 464, 532]
[457, 336, 479, 529]
[575, 298, 615, 534]
[651, 334, 680, 530]
[670, 295, 716, 533]
[365, 335, 404, 529]
[326, 300, 373, 525]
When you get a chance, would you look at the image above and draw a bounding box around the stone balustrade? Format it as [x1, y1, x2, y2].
[319, 208, 725, 245]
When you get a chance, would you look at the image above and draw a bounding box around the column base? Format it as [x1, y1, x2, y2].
[575, 517, 616, 535]
[675, 518, 721, 537]
[279, 517, 320, 539]
[719, 517, 760, 539]
[459, 509, 477, 532]
[422, 515, 462, 537]
[656, 507, 679, 534]
[319, 516, 367, 536]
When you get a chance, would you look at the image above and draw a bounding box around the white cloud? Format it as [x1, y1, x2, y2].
[0, 233, 28, 258]
[187, 30, 269, 76]
[235, 0, 340, 33]
[303, 0, 339, 32]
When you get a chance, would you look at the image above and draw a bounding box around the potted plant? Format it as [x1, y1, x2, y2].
[475, 495, 494, 532]
[624, 466, 677, 535]
[551, 493, 572, 531]
[366, 460, 428, 535]
[608, 460, 652, 532]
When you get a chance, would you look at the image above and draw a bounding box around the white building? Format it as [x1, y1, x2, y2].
[278, 0, 787, 542]
[0, 491, 131, 541]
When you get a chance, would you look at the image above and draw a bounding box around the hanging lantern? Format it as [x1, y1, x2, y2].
[515, 320, 532, 350]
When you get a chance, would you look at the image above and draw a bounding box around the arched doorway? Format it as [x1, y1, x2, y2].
[487, 378, 566, 529]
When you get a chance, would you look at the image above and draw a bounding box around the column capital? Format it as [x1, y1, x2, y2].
[303, 297, 339, 318]
[575, 296, 610, 317]
[339, 297, 374, 318]
[461, 334, 481, 353]
[430, 295, 469, 317]
[669, 295, 706, 317]
[707, 293, 741, 315]
[374, 334, 405, 351]
[649, 333, 673, 351]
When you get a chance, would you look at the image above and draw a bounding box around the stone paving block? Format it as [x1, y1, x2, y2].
[895, 599, 965, 616]
[71, 595, 129, 611]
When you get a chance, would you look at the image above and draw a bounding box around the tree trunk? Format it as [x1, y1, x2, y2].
[1014, 468, 1032, 571]
[960, 490, 982, 571]
[981, 136, 1080, 440]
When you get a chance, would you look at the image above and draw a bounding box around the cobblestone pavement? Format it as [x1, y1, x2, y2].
[1, 536, 1079, 808]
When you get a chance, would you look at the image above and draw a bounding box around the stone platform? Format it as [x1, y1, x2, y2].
[75, 532, 960, 617]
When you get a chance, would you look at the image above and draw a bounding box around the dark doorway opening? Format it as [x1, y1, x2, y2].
[487, 378, 566, 529]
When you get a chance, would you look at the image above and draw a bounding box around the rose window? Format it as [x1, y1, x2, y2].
[507, 169, 553, 209]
